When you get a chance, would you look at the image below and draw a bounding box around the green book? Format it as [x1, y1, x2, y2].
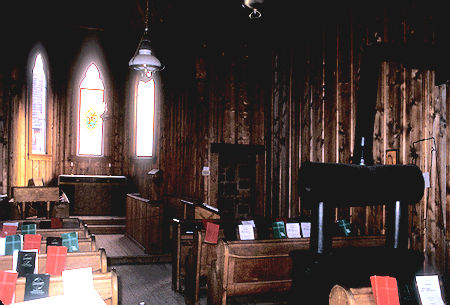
[21, 223, 37, 235]
[61, 232, 79, 252]
[272, 221, 287, 239]
[5, 234, 22, 255]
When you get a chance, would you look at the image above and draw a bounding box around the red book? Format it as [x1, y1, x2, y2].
[0, 270, 18, 305]
[23, 234, 42, 253]
[45, 246, 67, 276]
[370, 275, 400, 305]
[51, 218, 63, 229]
[0, 225, 18, 238]
[204, 222, 220, 244]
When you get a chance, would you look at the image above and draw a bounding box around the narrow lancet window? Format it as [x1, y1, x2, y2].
[31, 54, 47, 154]
[78, 64, 105, 156]
[135, 79, 155, 157]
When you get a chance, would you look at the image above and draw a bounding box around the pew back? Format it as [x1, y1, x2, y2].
[0, 248, 107, 273]
[14, 269, 118, 305]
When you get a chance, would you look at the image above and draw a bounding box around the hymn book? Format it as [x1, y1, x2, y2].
[1, 222, 18, 238]
[21, 224, 37, 235]
[370, 275, 400, 305]
[238, 224, 255, 240]
[272, 221, 287, 239]
[61, 232, 79, 252]
[5, 235, 22, 255]
[45, 246, 67, 276]
[50, 218, 63, 229]
[286, 223, 301, 238]
[0, 270, 18, 305]
[204, 222, 220, 244]
[15, 250, 38, 277]
[24, 273, 50, 301]
[23, 234, 42, 253]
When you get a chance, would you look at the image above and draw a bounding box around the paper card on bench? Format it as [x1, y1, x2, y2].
[238, 224, 255, 240]
[286, 223, 301, 238]
[416, 275, 445, 305]
[241, 220, 255, 227]
[300, 222, 311, 238]
[62, 267, 94, 296]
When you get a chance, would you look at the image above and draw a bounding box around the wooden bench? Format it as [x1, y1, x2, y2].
[12, 186, 60, 219]
[171, 219, 196, 292]
[16, 225, 91, 239]
[0, 248, 107, 273]
[184, 228, 224, 305]
[207, 236, 386, 305]
[38, 235, 98, 253]
[14, 269, 118, 305]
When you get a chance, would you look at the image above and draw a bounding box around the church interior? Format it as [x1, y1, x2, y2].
[0, 0, 449, 304]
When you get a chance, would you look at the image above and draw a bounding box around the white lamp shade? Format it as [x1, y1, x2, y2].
[129, 48, 162, 71]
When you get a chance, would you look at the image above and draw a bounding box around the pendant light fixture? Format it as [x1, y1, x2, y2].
[129, 0, 164, 78]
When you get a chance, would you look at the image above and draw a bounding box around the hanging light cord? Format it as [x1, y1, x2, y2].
[144, 0, 149, 32]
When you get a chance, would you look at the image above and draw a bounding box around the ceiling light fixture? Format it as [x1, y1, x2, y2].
[129, 0, 164, 78]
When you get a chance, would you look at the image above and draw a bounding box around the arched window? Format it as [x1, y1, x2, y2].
[31, 54, 47, 154]
[78, 64, 105, 156]
[135, 79, 155, 157]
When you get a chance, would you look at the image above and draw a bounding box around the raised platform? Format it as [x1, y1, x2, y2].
[73, 215, 126, 235]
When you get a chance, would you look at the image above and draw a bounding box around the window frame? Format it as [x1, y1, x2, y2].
[28, 50, 51, 161]
[134, 78, 156, 159]
[76, 63, 106, 157]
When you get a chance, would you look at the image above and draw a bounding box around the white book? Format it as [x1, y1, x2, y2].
[300, 222, 311, 238]
[62, 267, 94, 296]
[286, 223, 301, 238]
[238, 224, 255, 240]
[0, 237, 5, 255]
[241, 220, 255, 227]
[416, 275, 445, 305]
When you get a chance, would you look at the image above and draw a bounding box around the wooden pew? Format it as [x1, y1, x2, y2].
[14, 269, 119, 305]
[17, 225, 90, 239]
[12, 186, 60, 219]
[329, 285, 375, 305]
[207, 236, 386, 305]
[3, 218, 83, 229]
[171, 219, 196, 292]
[0, 248, 107, 273]
[38, 235, 98, 253]
[184, 229, 224, 305]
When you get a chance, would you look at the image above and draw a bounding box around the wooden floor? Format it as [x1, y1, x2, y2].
[96, 234, 201, 305]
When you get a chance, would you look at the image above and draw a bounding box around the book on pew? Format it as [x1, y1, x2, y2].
[370, 275, 400, 305]
[5, 234, 22, 255]
[415, 275, 445, 305]
[204, 222, 220, 244]
[62, 267, 94, 296]
[23, 235, 42, 253]
[21, 224, 37, 235]
[1, 222, 18, 238]
[300, 222, 311, 238]
[238, 224, 255, 240]
[61, 232, 79, 252]
[24, 273, 50, 301]
[272, 221, 287, 239]
[0, 270, 18, 305]
[0, 237, 5, 255]
[45, 246, 67, 276]
[38, 221, 51, 229]
[16, 250, 38, 277]
[46, 237, 62, 250]
[50, 218, 63, 229]
[285, 223, 301, 238]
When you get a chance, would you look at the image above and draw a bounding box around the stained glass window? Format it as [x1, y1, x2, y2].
[31, 54, 47, 154]
[78, 64, 105, 156]
[136, 79, 155, 157]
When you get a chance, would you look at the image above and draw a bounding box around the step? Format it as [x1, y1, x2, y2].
[73, 216, 126, 226]
[87, 224, 126, 235]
